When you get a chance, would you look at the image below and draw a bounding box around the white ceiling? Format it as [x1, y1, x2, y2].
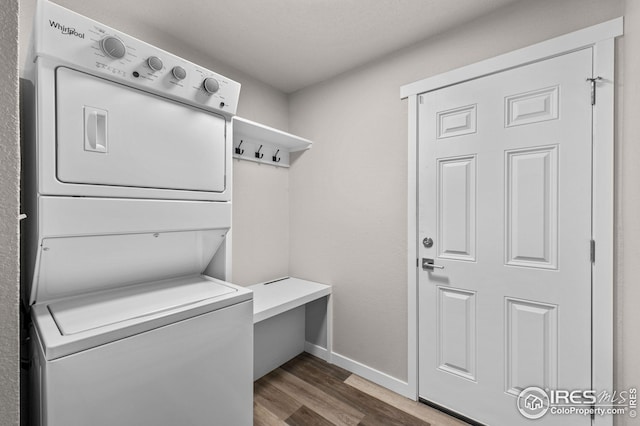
[53, 0, 523, 93]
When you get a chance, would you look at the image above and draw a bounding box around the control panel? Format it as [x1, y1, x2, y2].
[32, 1, 240, 117]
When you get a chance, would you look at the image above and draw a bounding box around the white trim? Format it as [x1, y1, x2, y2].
[331, 351, 413, 399]
[400, 17, 623, 99]
[326, 293, 334, 357]
[407, 94, 419, 400]
[403, 20, 620, 423]
[226, 118, 234, 282]
[304, 342, 330, 361]
[591, 38, 615, 426]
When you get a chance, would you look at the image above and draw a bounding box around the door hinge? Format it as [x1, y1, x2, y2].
[587, 76, 603, 106]
[417, 258, 419, 268]
[590, 240, 596, 263]
[591, 405, 596, 420]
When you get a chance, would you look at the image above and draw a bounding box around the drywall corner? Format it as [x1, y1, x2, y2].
[0, 0, 22, 425]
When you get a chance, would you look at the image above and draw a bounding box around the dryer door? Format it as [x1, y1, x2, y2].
[56, 67, 226, 193]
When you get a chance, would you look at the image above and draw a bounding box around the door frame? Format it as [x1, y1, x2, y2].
[401, 17, 622, 426]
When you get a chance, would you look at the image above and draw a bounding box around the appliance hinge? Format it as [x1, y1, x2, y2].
[587, 76, 603, 106]
[590, 239, 596, 263]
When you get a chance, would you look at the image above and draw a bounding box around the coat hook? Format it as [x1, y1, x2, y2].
[272, 149, 281, 163]
[255, 144, 264, 159]
[235, 140, 244, 155]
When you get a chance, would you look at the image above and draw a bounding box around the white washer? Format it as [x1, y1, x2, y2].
[30, 276, 253, 426]
[22, 2, 252, 425]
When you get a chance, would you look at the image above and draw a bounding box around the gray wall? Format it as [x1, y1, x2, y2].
[288, 0, 627, 384]
[231, 160, 290, 285]
[1, 0, 21, 425]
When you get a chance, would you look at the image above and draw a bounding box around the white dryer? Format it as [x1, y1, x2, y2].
[22, 2, 252, 425]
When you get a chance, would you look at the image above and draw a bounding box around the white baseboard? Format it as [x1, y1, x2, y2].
[328, 351, 413, 399]
[302, 345, 412, 400]
[304, 342, 330, 362]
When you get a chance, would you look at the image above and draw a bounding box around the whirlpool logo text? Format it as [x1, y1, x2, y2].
[49, 20, 85, 39]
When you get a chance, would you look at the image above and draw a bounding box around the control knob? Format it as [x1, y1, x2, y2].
[172, 66, 187, 80]
[147, 56, 164, 72]
[100, 36, 126, 59]
[203, 77, 219, 94]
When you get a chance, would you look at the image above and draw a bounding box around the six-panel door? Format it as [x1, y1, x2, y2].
[418, 48, 593, 425]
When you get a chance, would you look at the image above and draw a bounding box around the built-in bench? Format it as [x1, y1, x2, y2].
[249, 277, 331, 380]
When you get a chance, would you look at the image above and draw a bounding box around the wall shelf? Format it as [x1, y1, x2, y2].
[232, 116, 312, 168]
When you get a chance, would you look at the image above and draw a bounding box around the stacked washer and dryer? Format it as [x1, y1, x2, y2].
[22, 1, 253, 425]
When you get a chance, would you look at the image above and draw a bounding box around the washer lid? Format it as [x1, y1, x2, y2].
[32, 275, 253, 360]
[49, 275, 236, 335]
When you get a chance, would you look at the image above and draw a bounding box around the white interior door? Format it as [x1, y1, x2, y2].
[418, 48, 593, 425]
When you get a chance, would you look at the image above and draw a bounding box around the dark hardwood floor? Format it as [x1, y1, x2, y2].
[254, 353, 468, 426]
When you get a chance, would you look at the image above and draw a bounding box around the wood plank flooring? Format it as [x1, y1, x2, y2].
[254, 353, 469, 426]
